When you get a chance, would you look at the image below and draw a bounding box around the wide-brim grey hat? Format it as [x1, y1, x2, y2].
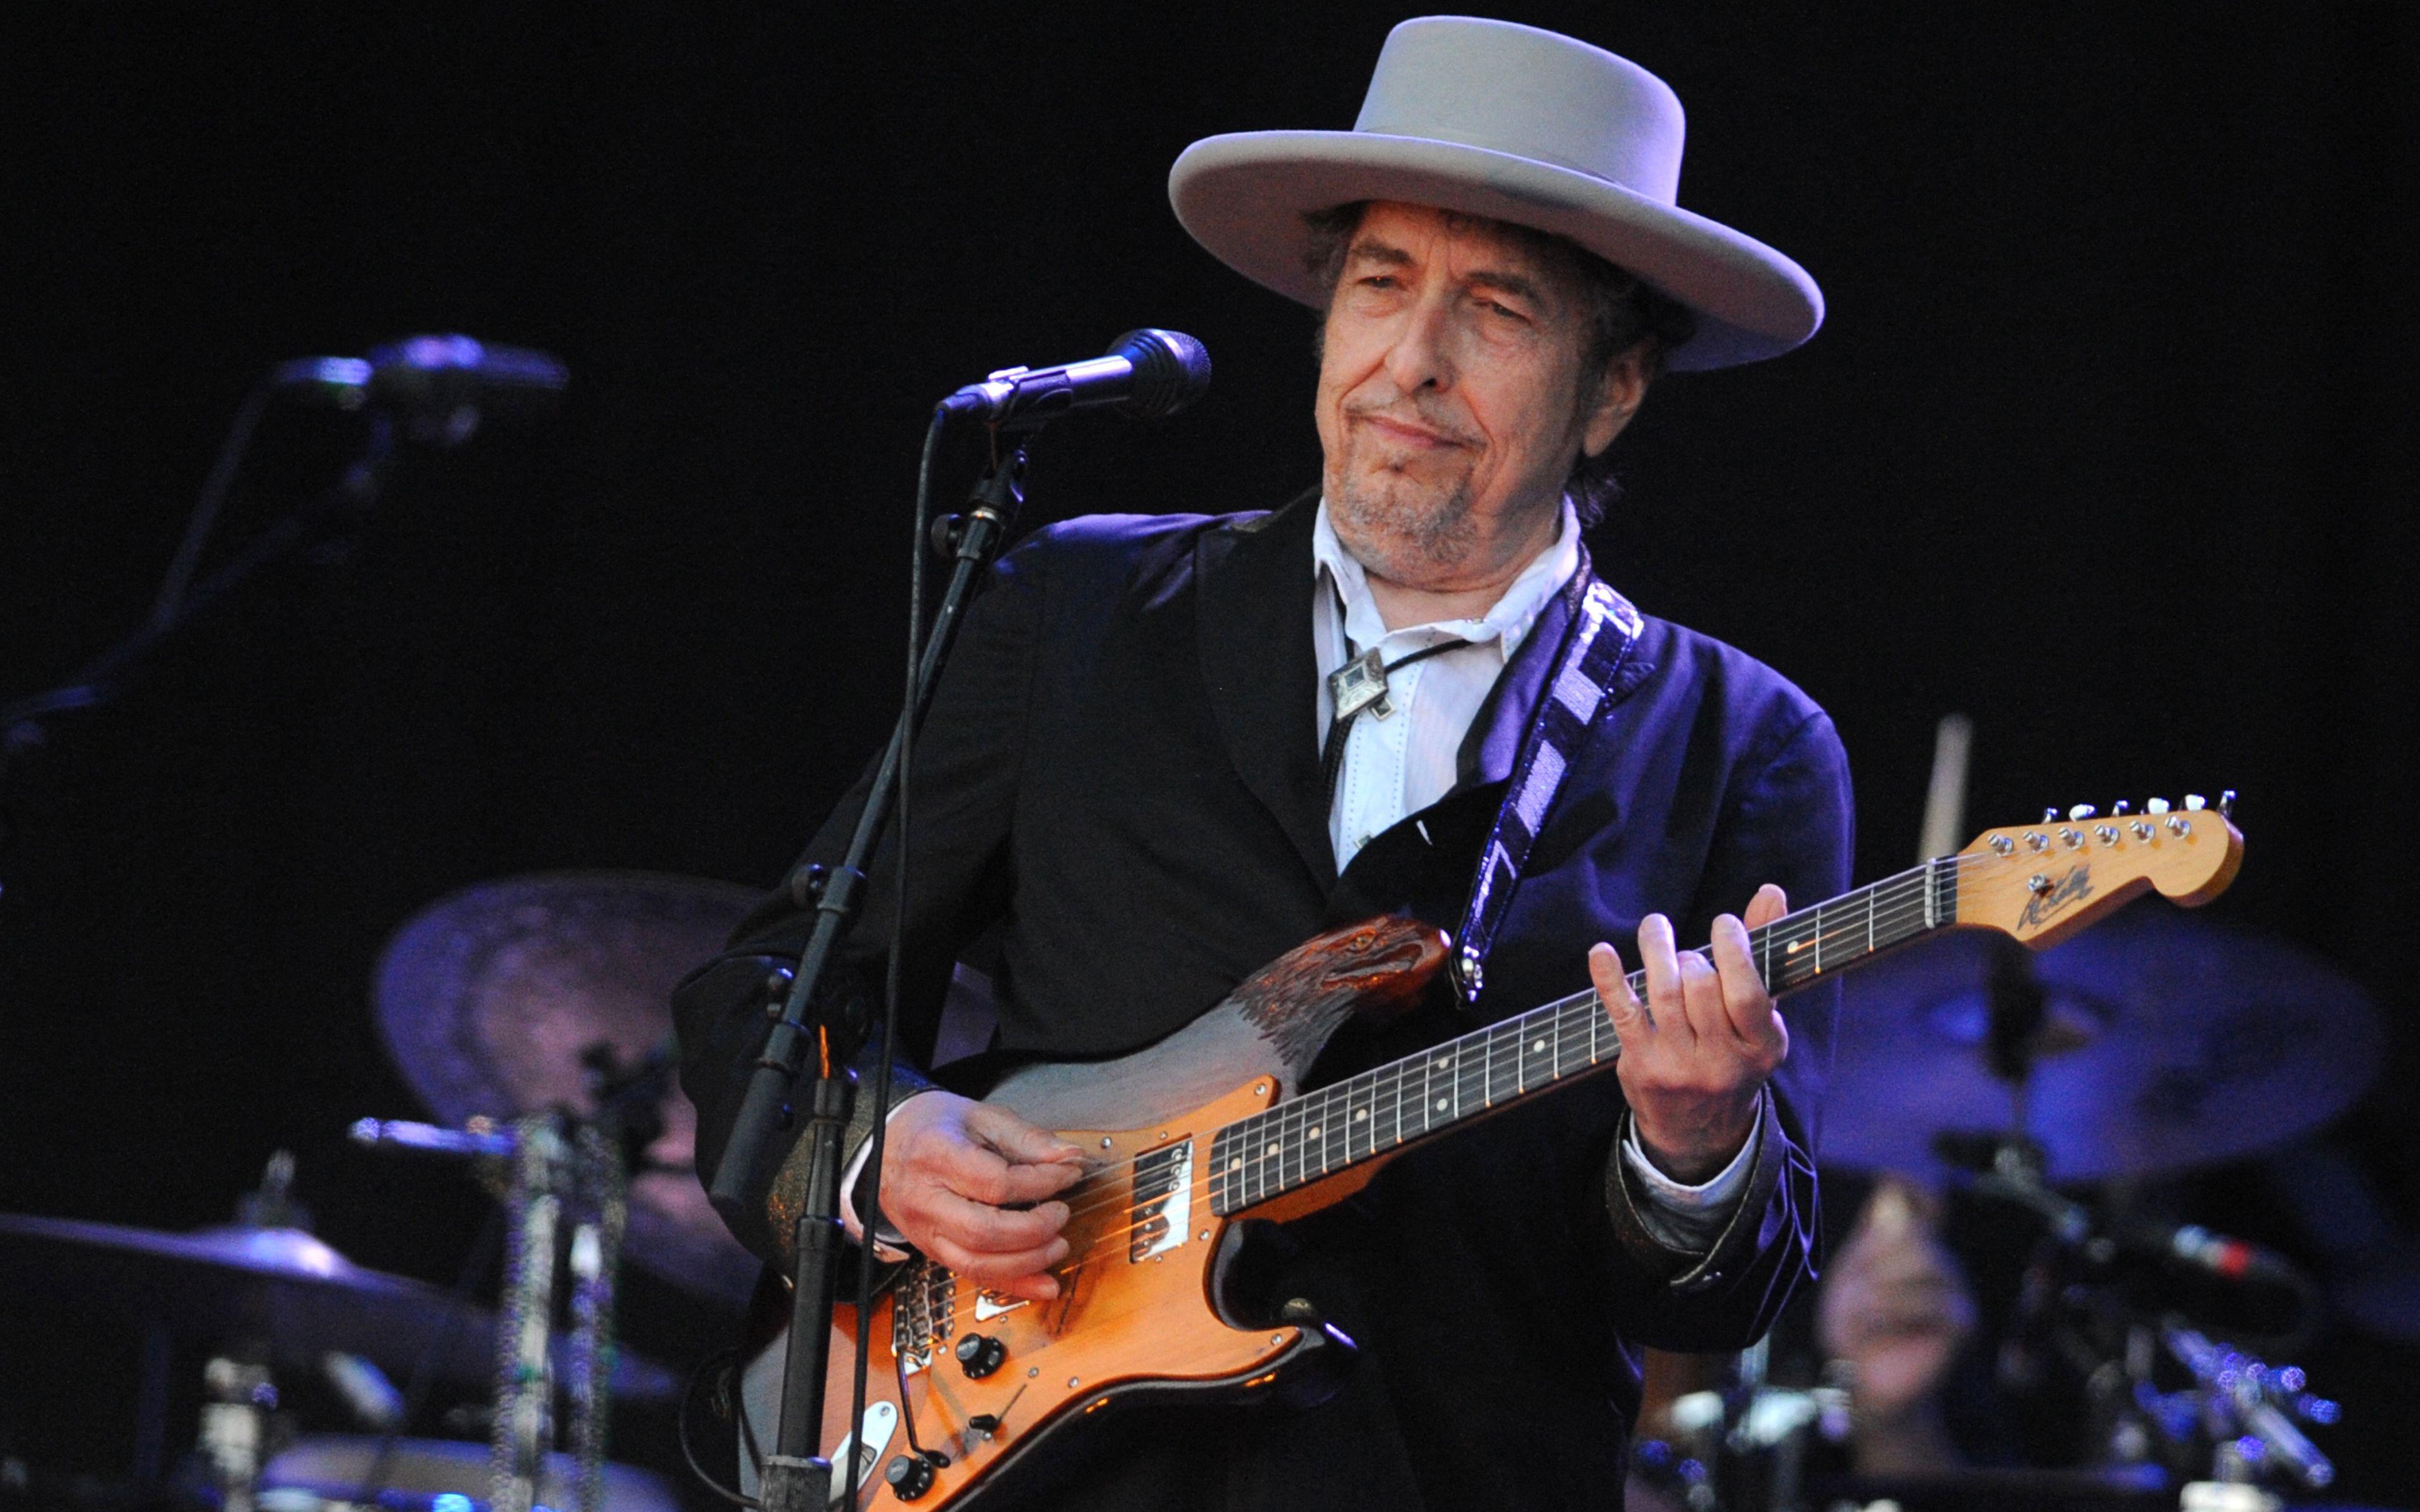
[1168, 16, 1822, 371]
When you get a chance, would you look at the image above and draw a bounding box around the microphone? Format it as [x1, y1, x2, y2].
[2117, 1220, 2307, 1288]
[271, 333, 568, 440]
[940, 328, 1210, 431]
[349, 1117, 517, 1159]
[1933, 1132, 2313, 1291]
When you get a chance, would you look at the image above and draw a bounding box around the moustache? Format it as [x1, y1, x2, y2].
[1344, 400, 1479, 449]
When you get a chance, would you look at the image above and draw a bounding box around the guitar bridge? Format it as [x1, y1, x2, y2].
[891, 1261, 956, 1374]
[1128, 1139, 1194, 1262]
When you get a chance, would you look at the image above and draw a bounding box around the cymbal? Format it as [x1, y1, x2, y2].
[373, 871, 764, 1306]
[264, 1436, 680, 1512]
[0, 1214, 676, 1399]
[1823, 908, 2381, 1184]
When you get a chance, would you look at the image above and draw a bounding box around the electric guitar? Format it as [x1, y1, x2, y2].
[748, 797, 2243, 1507]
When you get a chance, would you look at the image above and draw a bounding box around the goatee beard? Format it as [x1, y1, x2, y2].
[1327, 463, 1480, 583]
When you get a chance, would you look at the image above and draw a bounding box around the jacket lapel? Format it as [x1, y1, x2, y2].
[1196, 490, 1338, 892]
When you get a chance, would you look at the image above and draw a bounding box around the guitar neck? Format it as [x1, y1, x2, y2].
[1206, 855, 1963, 1215]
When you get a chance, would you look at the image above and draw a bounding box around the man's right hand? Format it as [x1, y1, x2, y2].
[872, 1092, 1088, 1301]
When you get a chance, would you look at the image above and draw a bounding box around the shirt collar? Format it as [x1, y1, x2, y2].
[1311, 496, 1583, 663]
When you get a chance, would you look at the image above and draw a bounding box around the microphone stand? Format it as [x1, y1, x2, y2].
[708, 436, 1027, 1512]
[0, 414, 397, 896]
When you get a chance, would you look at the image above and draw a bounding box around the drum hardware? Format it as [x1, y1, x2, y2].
[1823, 909, 2382, 1186]
[1957, 1132, 2341, 1506]
[370, 871, 768, 1307]
[200, 1357, 278, 1512]
[254, 1435, 678, 1512]
[2157, 1326, 2337, 1500]
[1634, 1339, 1854, 1512]
[0, 1202, 676, 1403]
[0, 1159, 676, 1512]
[349, 1114, 629, 1512]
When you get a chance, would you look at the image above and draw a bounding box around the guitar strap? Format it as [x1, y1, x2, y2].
[1451, 569, 1645, 1004]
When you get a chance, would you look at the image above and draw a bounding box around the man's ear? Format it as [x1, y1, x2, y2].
[1580, 347, 1652, 458]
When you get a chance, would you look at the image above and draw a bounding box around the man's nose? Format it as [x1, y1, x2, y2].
[1382, 290, 1455, 394]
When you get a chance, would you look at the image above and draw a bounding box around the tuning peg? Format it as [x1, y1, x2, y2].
[2218, 789, 2236, 817]
[2068, 804, 2097, 821]
[2112, 800, 2132, 815]
[2146, 798, 2172, 815]
[2042, 807, 2059, 823]
[2184, 793, 2206, 811]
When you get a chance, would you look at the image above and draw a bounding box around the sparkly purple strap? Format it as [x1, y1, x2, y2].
[1452, 575, 1642, 1003]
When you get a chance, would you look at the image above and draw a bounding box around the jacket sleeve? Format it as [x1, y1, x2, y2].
[673, 537, 1052, 1267]
[1597, 707, 1855, 1350]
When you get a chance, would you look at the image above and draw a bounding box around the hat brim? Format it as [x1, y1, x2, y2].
[1169, 131, 1822, 371]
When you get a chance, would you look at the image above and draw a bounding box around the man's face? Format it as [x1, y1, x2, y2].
[1315, 201, 1633, 587]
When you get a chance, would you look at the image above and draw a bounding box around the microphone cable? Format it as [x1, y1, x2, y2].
[843, 404, 952, 1508]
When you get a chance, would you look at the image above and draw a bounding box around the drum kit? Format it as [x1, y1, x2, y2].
[0, 848, 2400, 1512]
[1630, 895, 2394, 1512]
[0, 875, 763, 1512]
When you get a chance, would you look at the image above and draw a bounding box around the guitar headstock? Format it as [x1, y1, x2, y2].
[1954, 792, 2244, 947]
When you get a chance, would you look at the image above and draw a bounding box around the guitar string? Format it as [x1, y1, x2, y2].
[972, 857, 1971, 1275]
[924, 849, 1990, 1294]
[914, 837, 2183, 1327]
[1033, 854, 1968, 1231]
[908, 868, 1941, 1324]
[1029, 862, 1964, 1263]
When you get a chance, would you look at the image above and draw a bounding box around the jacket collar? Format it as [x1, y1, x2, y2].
[1197, 489, 1337, 891]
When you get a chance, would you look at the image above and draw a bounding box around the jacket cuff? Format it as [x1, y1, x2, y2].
[1604, 1086, 1784, 1292]
[764, 1056, 934, 1269]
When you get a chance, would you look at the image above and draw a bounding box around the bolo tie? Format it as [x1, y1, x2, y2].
[1320, 633, 1467, 807]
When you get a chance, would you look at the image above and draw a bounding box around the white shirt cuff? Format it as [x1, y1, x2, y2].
[838, 1092, 928, 1260]
[1619, 1113, 1761, 1253]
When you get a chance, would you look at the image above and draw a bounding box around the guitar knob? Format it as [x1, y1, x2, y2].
[955, 1332, 1007, 1380]
[885, 1454, 936, 1501]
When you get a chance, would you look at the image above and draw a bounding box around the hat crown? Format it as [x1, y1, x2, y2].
[1351, 16, 1685, 205]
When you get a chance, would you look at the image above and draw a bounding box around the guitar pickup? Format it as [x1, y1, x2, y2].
[1128, 1140, 1194, 1263]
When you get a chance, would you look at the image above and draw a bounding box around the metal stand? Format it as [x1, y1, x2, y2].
[708, 440, 1029, 1512]
[349, 1112, 629, 1512]
[0, 414, 396, 899]
[1953, 1134, 2341, 1500]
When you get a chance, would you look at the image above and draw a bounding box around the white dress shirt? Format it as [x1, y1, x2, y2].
[1311, 499, 1578, 870]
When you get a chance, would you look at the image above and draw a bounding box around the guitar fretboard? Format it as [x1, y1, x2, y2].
[1205, 856, 1960, 1216]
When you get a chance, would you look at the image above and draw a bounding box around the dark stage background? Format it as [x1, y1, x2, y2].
[3, 3, 2415, 1504]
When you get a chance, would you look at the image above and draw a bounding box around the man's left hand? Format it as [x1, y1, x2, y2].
[1590, 883, 1791, 1183]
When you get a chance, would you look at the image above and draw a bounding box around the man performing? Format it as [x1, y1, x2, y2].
[678, 16, 1853, 1509]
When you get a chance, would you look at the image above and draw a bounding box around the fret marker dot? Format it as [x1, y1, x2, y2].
[1434, 1057, 1451, 1070]
[1266, 1143, 1282, 1157]
[1353, 1109, 1367, 1121]
[1308, 1126, 1321, 1139]
[1434, 1098, 1448, 1112]
[1228, 1158, 1241, 1171]
[1531, 1039, 1545, 1053]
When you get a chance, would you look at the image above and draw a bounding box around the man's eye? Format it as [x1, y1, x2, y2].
[1481, 298, 1527, 321]
[1359, 274, 1398, 290]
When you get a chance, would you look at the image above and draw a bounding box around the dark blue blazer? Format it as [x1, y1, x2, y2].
[676, 492, 1855, 1510]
